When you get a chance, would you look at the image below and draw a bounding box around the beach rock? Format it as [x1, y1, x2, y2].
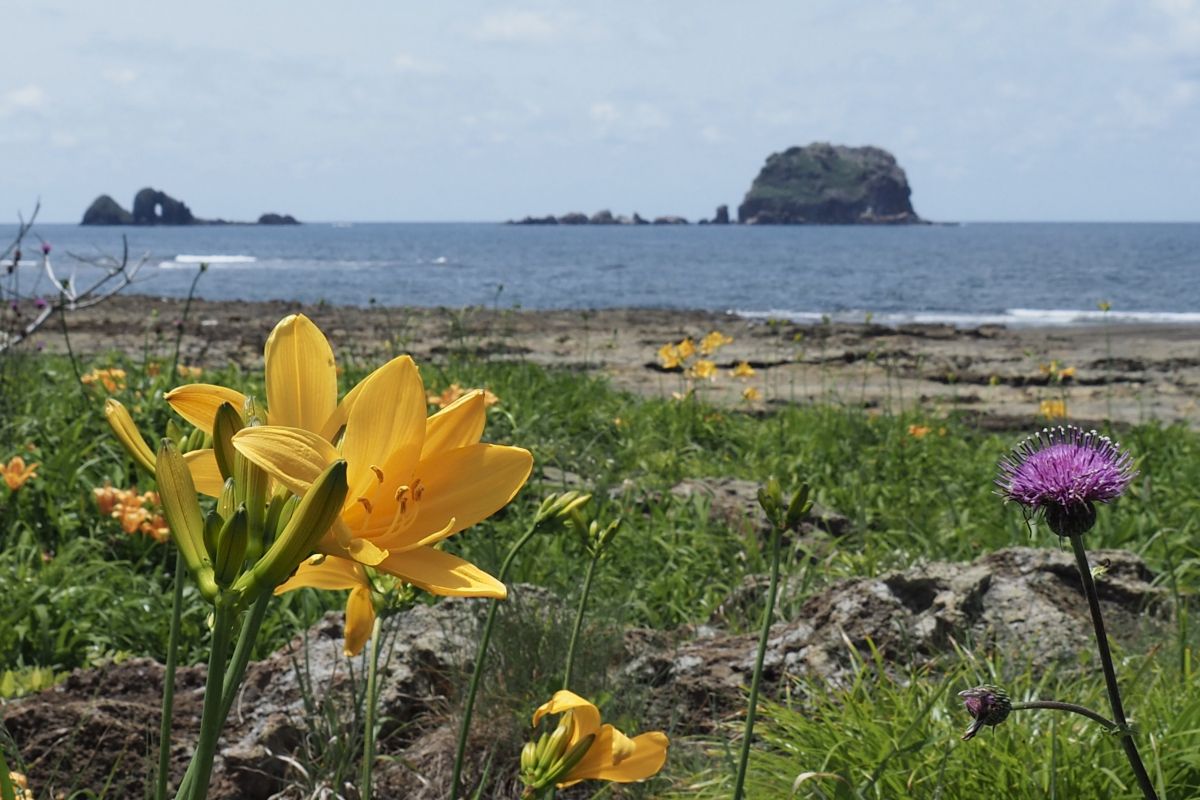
[652, 215, 689, 225]
[257, 213, 299, 225]
[589, 209, 618, 224]
[738, 143, 922, 225]
[132, 187, 197, 225]
[626, 547, 1167, 729]
[80, 194, 133, 225]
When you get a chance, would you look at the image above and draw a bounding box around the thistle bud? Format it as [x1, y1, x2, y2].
[959, 684, 1012, 740]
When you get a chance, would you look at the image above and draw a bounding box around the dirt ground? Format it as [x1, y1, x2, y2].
[24, 293, 1200, 429]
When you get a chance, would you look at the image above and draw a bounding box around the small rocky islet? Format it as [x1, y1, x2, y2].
[509, 142, 924, 226]
[80, 187, 299, 226]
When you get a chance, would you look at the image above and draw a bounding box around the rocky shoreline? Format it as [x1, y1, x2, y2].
[25, 294, 1200, 429]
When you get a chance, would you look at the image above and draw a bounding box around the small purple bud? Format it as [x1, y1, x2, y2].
[41, 242, 51, 255]
[959, 685, 1012, 741]
[34, 297, 47, 309]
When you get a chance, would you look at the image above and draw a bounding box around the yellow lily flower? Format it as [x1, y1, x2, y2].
[525, 690, 668, 789]
[699, 330, 733, 355]
[657, 342, 682, 370]
[689, 359, 717, 380]
[731, 361, 756, 378]
[2, 456, 38, 491]
[163, 313, 355, 497]
[233, 353, 532, 597]
[276, 555, 377, 656]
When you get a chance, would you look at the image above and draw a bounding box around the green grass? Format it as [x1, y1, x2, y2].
[1, 342, 1199, 797]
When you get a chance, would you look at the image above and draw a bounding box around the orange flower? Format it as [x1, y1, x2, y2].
[428, 383, 498, 409]
[81, 368, 127, 393]
[908, 424, 932, 438]
[2, 456, 38, 491]
[93, 481, 121, 515]
[176, 365, 203, 379]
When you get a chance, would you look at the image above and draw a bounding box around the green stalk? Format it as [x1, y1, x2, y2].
[733, 517, 782, 800]
[562, 551, 600, 690]
[156, 550, 186, 800]
[169, 265, 206, 381]
[175, 590, 273, 798]
[175, 598, 235, 800]
[361, 614, 384, 800]
[450, 520, 541, 800]
[1067, 534, 1158, 800]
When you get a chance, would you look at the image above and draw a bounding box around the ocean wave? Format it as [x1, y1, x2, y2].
[158, 254, 258, 269]
[732, 308, 1200, 329]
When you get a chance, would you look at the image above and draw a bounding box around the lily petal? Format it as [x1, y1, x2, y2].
[164, 384, 247, 434]
[265, 314, 338, 431]
[341, 355, 425, 500]
[363, 443, 532, 546]
[233, 426, 341, 496]
[343, 584, 376, 657]
[532, 690, 602, 742]
[182, 449, 224, 497]
[375, 546, 507, 598]
[319, 353, 416, 443]
[422, 390, 486, 459]
[564, 729, 669, 786]
[275, 554, 365, 594]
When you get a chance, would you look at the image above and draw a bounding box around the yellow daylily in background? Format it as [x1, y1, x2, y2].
[699, 330, 733, 355]
[731, 361, 756, 378]
[2, 456, 38, 491]
[234, 353, 532, 599]
[525, 690, 668, 790]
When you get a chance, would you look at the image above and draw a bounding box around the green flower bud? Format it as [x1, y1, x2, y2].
[155, 439, 219, 602]
[213, 505, 248, 586]
[211, 402, 244, 482]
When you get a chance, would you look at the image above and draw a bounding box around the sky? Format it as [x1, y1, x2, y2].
[3, 1, 1199, 223]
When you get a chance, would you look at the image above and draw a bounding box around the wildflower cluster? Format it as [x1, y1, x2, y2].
[81, 367, 127, 393]
[93, 482, 170, 542]
[657, 329, 762, 401]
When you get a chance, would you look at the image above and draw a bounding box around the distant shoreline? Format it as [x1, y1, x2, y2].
[23, 294, 1200, 429]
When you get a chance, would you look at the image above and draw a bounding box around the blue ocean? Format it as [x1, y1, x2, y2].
[5, 222, 1199, 327]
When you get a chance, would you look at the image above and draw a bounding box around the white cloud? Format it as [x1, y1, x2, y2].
[472, 11, 557, 44]
[392, 52, 443, 75]
[102, 67, 139, 85]
[1, 85, 46, 114]
[699, 125, 724, 143]
[587, 100, 669, 141]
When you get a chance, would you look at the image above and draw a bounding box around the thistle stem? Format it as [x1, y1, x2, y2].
[733, 516, 782, 800]
[450, 520, 541, 800]
[155, 550, 186, 800]
[1011, 700, 1117, 730]
[1067, 534, 1158, 800]
[361, 614, 384, 800]
[562, 551, 600, 690]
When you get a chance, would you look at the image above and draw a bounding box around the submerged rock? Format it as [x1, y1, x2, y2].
[738, 142, 923, 224]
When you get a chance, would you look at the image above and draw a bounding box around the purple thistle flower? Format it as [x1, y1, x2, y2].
[34, 296, 47, 309]
[41, 242, 51, 255]
[959, 684, 1012, 741]
[997, 426, 1136, 537]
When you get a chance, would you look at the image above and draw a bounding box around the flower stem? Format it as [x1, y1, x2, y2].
[562, 551, 600, 690]
[177, 597, 236, 800]
[1067, 534, 1158, 800]
[361, 614, 384, 800]
[174, 590, 273, 798]
[450, 520, 541, 800]
[733, 517, 783, 800]
[1011, 700, 1117, 730]
[155, 549, 186, 800]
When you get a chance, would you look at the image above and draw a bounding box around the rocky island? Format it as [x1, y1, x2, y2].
[81, 188, 300, 226]
[738, 143, 922, 224]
